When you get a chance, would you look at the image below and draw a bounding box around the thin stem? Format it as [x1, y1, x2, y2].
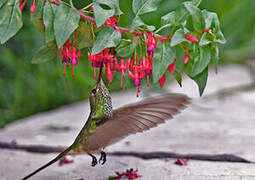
[154, 24, 171, 34]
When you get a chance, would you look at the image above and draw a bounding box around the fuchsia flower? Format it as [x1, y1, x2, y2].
[19, 0, 26, 12]
[115, 58, 129, 88]
[30, 0, 36, 13]
[114, 168, 142, 179]
[57, 39, 81, 77]
[146, 32, 157, 54]
[185, 32, 199, 43]
[184, 53, 189, 64]
[158, 74, 166, 88]
[168, 61, 175, 74]
[141, 57, 152, 87]
[128, 63, 145, 97]
[104, 16, 120, 28]
[106, 61, 114, 87]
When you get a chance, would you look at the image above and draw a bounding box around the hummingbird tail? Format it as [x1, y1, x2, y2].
[22, 145, 73, 180]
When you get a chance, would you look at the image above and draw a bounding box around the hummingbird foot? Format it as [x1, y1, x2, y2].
[89, 154, 98, 166]
[99, 151, 106, 165]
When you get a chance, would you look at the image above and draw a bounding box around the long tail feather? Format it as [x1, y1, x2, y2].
[22, 145, 73, 180]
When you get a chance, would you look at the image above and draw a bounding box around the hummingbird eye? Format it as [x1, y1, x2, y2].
[92, 88, 97, 95]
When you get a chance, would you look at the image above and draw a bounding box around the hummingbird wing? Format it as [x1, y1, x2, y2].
[87, 93, 190, 151]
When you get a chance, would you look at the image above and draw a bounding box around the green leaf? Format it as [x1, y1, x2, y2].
[54, 4, 80, 48]
[116, 39, 137, 58]
[174, 71, 182, 87]
[175, 4, 189, 25]
[0, 0, 23, 44]
[214, 30, 226, 44]
[199, 32, 211, 46]
[32, 41, 57, 64]
[43, 2, 56, 43]
[76, 21, 94, 49]
[132, 0, 160, 15]
[130, 0, 159, 31]
[202, 10, 220, 31]
[92, 26, 121, 55]
[170, 29, 189, 47]
[212, 45, 219, 73]
[93, 0, 122, 27]
[175, 0, 202, 25]
[153, 41, 176, 83]
[0, 0, 7, 8]
[130, 16, 155, 32]
[192, 46, 211, 76]
[191, 67, 208, 96]
[184, 2, 204, 32]
[161, 11, 175, 26]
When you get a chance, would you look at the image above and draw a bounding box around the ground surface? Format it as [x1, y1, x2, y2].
[1, 65, 255, 180]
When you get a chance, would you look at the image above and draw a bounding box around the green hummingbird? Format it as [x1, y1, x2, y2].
[22, 67, 190, 180]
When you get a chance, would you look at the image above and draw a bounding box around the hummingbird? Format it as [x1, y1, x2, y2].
[22, 66, 190, 180]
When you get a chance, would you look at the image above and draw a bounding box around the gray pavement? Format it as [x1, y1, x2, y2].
[1, 65, 255, 180]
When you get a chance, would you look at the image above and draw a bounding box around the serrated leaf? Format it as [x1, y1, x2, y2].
[214, 30, 226, 44]
[184, 2, 204, 32]
[130, 0, 159, 32]
[76, 21, 94, 49]
[171, 29, 189, 47]
[43, 2, 56, 43]
[94, 0, 122, 27]
[199, 32, 211, 46]
[92, 26, 121, 55]
[130, 16, 155, 32]
[192, 46, 211, 76]
[32, 41, 57, 64]
[0, 0, 23, 44]
[54, 4, 80, 48]
[191, 67, 208, 96]
[174, 71, 182, 87]
[153, 41, 176, 83]
[116, 39, 137, 58]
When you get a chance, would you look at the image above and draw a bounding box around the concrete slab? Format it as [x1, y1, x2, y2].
[1, 65, 255, 180]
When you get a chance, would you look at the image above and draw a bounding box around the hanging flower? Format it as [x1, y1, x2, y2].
[146, 32, 157, 54]
[158, 74, 166, 88]
[115, 58, 129, 88]
[184, 53, 189, 64]
[185, 32, 199, 43]
[30, 0, 36, 13]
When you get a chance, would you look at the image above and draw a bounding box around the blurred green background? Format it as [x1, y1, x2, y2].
[0, 0, 254, 128]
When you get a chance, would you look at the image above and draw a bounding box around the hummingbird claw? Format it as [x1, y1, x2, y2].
[89, 154, 98, 166]
[99, 151, 106, 165]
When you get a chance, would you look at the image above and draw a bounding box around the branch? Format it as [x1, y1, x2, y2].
[0, 142, 251, 163]
[49, 0, 155, 38]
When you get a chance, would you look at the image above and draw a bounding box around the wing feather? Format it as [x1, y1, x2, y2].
[87, 93, 191, 151]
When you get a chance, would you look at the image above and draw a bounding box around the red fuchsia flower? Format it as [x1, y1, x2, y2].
[146, 32, 157, 54]
[141, 57, 152, 87]
[104, 16, 125, 35]
[106, 61, 114, 87]
[114, 168, 142, 179]
[168, 61, 175, 74]
[30, 0, 36, 13]
[158, 74, 166, 88]
[174, 158, 189, 166]
[184, 53, 189, 64]
[59, 148, 74, 166]
[185, 32, 199, 43]
[70, 47, 81, 77]
[128, 64, 145, 97]
[115, 58, 129, 88]
[202, 28, 210, 33]
[56, 39, 73, 76]
[19, 0, 27, 12]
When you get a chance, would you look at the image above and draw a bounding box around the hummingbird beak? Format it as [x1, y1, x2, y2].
[97, 63, 103, 84]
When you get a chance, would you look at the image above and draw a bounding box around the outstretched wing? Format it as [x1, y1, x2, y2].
[87, 93, 191, 151]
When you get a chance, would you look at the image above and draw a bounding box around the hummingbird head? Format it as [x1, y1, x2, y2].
[89, 66, 112, 119]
